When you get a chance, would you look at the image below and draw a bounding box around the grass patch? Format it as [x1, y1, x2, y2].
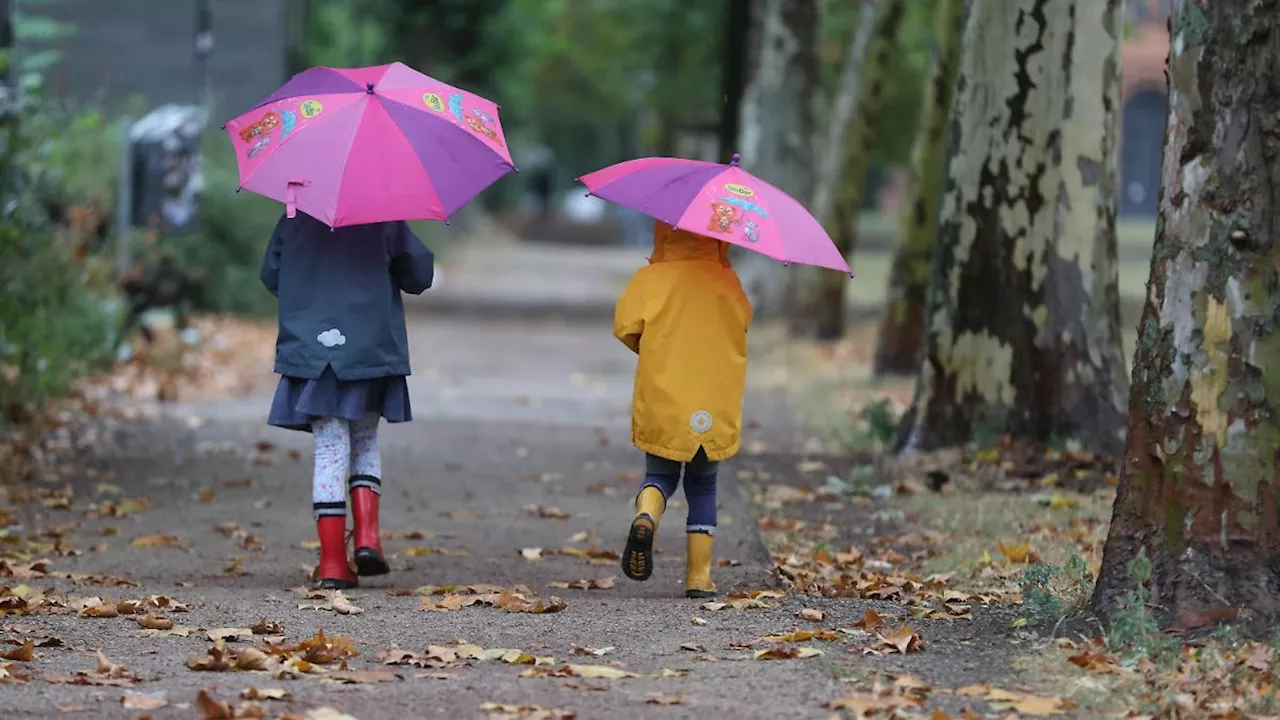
[896, 490, 1113, 577]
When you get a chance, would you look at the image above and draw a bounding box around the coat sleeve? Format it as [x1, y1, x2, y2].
[613, 273, 646, 354]
[259, 215, 286, 297]
[387, 221, 435, 295]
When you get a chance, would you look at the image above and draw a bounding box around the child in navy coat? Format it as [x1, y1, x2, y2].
[260, 211, 434, 588]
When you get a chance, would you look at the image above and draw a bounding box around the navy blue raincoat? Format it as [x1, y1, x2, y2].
[260, 212, 434, 380]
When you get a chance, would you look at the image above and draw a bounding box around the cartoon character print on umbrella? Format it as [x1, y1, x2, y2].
[721, 189, 769, 243]
[446, 92, 504, 146]
[239, 108, 300, 158]
[709, 184, 769, 243]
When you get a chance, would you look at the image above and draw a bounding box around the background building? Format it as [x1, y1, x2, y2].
[38, 0, 306, 119]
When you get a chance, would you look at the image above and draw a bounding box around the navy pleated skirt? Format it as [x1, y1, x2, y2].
[267, 366, 412, 432]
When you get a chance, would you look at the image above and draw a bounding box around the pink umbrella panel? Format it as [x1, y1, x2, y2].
[224, 62, 516, 228]
[578, 156, 851, 274]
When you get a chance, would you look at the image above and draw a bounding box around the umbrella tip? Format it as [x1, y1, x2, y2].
[366, 82, 375, 94]
[848, 271, 855, 279]
[730, 153, 740, 166]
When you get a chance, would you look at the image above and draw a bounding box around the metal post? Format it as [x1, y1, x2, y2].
[194, 0, 213, 116]
[115, 117, 133, 278]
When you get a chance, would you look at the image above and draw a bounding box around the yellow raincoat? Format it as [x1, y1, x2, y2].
[614, 223, 753, 462]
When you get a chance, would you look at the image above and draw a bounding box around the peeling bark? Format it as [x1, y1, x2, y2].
[813, 0, 906, 341]
[873, 0, 966, 375]
[895, 0, 1129, 456]
[1093, 0, 1280, 627]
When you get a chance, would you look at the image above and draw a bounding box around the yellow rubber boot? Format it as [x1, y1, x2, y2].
[622, 486, 666, 581]
[684, 532, 717, 598]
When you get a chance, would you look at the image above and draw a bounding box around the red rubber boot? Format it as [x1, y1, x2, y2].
[349, 475, 389, 576]
[315, 515, 357, 589]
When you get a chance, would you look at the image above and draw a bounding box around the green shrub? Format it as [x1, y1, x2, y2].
[0, 103, 122, 422]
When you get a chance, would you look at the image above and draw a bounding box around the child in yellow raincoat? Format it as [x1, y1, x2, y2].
[614, 221, 752, 597]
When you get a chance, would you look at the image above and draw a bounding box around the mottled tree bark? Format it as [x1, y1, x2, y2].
[872, 0, 966, 374]
[1093, 1, 1280, 626]
[735, 0, 819, 323]
[812, 0, 906, 341]
[895, 0, 1129, 456]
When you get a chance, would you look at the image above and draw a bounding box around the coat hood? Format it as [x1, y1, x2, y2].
[650, 222, 730, 266]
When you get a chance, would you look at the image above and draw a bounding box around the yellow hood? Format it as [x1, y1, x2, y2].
[650, 222, 730, 266]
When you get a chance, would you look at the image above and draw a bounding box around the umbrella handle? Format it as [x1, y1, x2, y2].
[285, 179, 311, 218]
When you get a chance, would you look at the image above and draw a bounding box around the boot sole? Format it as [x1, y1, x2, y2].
[622, 516, 655, 581]
[685, 588, 717, 599]
[354, 547, 390, 576]
[318, 577, 357, 590]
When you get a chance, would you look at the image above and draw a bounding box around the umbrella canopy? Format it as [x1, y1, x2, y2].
[224, 62, 515, 228]
[579, 154, 851, 273]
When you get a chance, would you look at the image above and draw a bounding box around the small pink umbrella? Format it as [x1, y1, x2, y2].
[578, 154, 851, 274]
[224, 62, 515, 228]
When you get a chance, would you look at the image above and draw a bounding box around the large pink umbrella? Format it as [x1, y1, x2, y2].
[224, 62, 515, 228]
[579, 154, 851, 274]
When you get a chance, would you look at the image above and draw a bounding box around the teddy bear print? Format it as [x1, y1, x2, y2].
[707, 201, 741, 234]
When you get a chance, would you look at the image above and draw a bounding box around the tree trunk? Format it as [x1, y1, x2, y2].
[813, 0, 905, 341]
[809, 0, 882, 227]
[872, 0, 966, 374]
[894, 0, 1129, 457]
[718, 0, 751, 163]
[735, 0, 819, 323]
[1093, 1, 1280, 627]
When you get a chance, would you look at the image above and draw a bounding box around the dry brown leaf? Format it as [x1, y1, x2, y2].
[796, 608, 824, 622]
[646, 693, 686, 705]
[121, 691, 168, 710]
[250, 617, 284, 635]
[137, 613, 173, 630]
[571, 645, 614, 657]
[853, 607, 884, 629]
[523, 504, 570, 520]
[0, 640, 33, 661]
[753, 644, 824, 660]
[547, 575, 616, 591]
[208, 628, 254, 643]
[240, 687, 291, 701]
[130, 534, 185, 549]
[79, 603, 119, 618]
[874, 625, 923, 654]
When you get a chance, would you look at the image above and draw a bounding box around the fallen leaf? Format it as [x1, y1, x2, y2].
[523, 505, 570, 520]
[797, 608, 824, 622]
[547, 575, 616, 591]
[120, 691, 168, 710]
[250, 617, 284, 635]
[874, 625, 923, 654]
[137, 614, 173, 631]
[571, 645, 614, 657]
[754, 644, 824, 660]
[130, 534, 184, 549]
[853, 607, 884, 629]
[240, 687, 291, 701]
[0, 640, 33, 661]
[208, 627, 253, 643]
[646, 693, 685, 705]
[79, 603, 119, 619]
[520, 547, 544, 561]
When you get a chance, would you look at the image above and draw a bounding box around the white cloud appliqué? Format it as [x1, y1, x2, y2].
[317, 328, 347, 348]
